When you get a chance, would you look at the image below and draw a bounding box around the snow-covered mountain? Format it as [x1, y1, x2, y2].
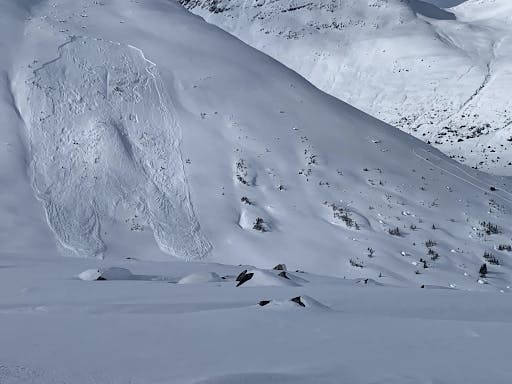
[1, 0, 511, 291]
[2, 1, 512, 383]
[181, 0, 512, 175]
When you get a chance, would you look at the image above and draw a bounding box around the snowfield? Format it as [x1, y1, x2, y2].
[0, 0, 512, 382]
[2, 256, 512, 383]
[182, 0, 512, 175]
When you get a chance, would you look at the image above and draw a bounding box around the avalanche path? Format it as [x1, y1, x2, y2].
[18, 37, 210, 259]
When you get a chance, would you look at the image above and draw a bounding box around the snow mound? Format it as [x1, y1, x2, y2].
[284, 272, 309, 284]
[238, 209, 272, 232]
[236, 270, 300, 287]
[78, 267, 133, 281]
[177, 272, 222, 284]
[296, 295, 330, 310]
[355, 278, 384, 286]
[20, 37, 210, 259]
[259, 295, 330, 310]
[77, 269, 102, 281]
[420, 284, 456, 290]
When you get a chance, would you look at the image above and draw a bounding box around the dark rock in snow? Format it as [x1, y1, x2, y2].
[258, 300, 271, 306]
[236, 272, 254, 287]
[236, 269, 248, 282]
[273, 264, 287, 271]
[278, 271, 290, 279]
[290, 296, 306, 307]
[479, 263, 488, 277]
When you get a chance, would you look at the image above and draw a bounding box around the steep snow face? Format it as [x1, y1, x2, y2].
[18, 37, 210, 259]
[1, 0, 512, 290]
[181, 0, 512, 175]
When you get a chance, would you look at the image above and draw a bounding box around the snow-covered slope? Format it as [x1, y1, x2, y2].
[181, 0, 512, 175]
[2, 1, 512, 383]
[1, 0, 512, 291]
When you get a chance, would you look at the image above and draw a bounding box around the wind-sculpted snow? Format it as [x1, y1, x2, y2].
[21, 37, 210, 259]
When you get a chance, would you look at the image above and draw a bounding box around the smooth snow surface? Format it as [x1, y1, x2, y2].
[182, 0, 512, 175]
[78, 267, 134, 281]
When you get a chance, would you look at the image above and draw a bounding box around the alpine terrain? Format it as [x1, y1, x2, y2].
[181, 0, 512, 175]
[0, 0, 511, 383]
